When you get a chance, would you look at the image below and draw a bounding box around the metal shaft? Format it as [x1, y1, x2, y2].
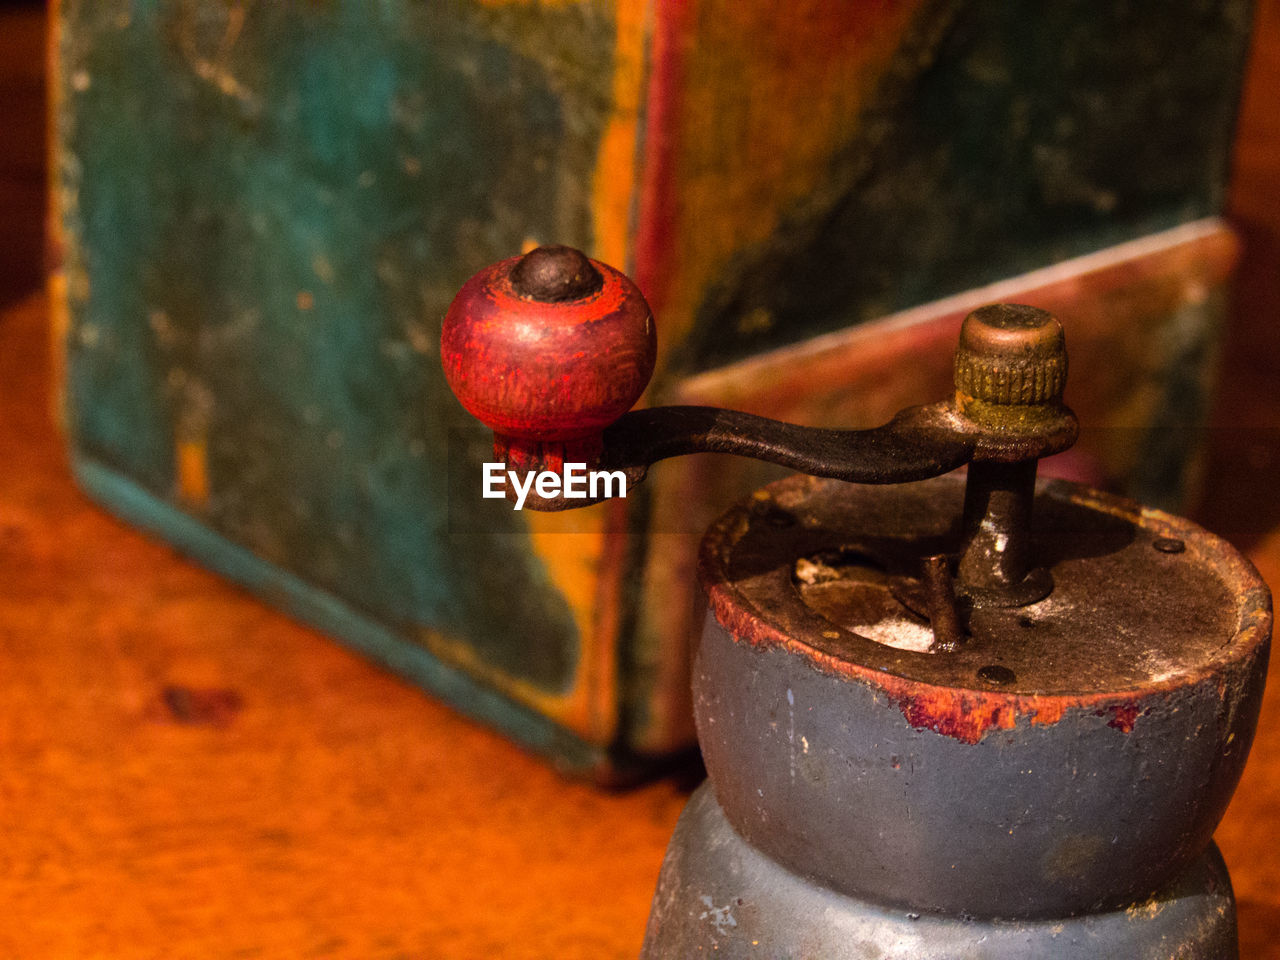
[957, 460, 1039, 601]
[921, 553, 965, 652]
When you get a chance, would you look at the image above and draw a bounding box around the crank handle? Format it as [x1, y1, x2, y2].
[440, 245, 1077, 512]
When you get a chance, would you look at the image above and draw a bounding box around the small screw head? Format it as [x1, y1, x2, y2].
[977, 664, 1017, 686]
[1153, 537, 1186, 554]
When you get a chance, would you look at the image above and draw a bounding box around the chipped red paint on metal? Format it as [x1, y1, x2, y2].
[704, 591, 1115, 744]
[1102, 703, 1142, 732]
[700, 483, 1273, 745]
[440, 253, 656, 469]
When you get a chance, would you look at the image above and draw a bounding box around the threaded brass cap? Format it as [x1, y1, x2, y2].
[954, 304, 1067, 408]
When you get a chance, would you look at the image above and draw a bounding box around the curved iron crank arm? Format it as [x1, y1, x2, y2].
[601, 403, 975, 490]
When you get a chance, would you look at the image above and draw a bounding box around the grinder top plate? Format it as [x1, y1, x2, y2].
[699, 474, 1269, 697]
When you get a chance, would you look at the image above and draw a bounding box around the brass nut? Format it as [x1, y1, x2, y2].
[954, 304, 1067, 409]
[954, 352, 1066, 405]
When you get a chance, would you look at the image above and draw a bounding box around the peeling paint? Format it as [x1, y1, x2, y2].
[1101, 702, 1141, 733]
[701, 475, 1271, 744]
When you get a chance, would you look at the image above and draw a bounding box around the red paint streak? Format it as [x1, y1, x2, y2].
[1103, 703, 1142, 733]
[891, 687, 1018, 743]
[632, 0, 691, 312]
[700, 575, 1236, 745]
[701, 586, 1022, 744]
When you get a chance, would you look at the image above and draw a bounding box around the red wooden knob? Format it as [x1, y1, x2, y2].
[441, 245, 656, 470]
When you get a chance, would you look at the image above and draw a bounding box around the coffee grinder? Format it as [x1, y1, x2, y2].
[440, 246, 1270, 959]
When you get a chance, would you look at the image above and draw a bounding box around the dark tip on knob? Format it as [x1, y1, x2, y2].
[509, 245, 604, 303]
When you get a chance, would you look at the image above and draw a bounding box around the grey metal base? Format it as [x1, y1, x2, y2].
[641, 783, 1238, 959]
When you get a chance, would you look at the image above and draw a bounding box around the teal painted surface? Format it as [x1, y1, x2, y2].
[60, 1, 619, 696]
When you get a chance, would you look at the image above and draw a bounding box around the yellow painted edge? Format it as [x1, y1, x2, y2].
[591, 0, 648, 269]
[48, 271, 70, 432]
[176, 437, 211, 508]
[415, 505, 624, 742]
